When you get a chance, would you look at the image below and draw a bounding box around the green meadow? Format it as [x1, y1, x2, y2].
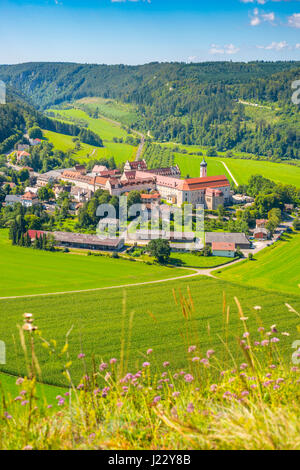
[161, 143, 300, 187]
[169, 252, 236, 268]
[75, 97, 139, 127]
[1, 276, 299, 386]
[0, 230, 190, 297]
[217, 232, 300, 297]
[43, 129, 136, 166]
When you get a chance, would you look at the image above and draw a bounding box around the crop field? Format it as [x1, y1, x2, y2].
[0, 230, 190, 297]
[1, 276, 299, 386]
[43, 129, 136, 166]
[217, 232, 300, 297]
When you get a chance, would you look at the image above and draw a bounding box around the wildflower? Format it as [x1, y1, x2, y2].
[163, 361, 170, 368]
[89, 433, 96, 440]
[78, 353, 85, 359]
[258, 327, 265, 333]
[65, 392, 70, 397]
[241, 391, 249, 397]
[223, 391, 231, 398]
[20, 390, 27, 396]
[210, 384, 217, 392]
[143, 362, 150, 368]
[184, 373, 194, 383]
[282, 332, 290, 336]
[58, 398, 65, 406]
[276, 378, 284, 384]
[99, 363, 108, 371]
[161, 372, 167, 377]
[291, 367, 298, 372]
[117, 402, 123, 408]
[271, 337, 280, 343]
[269, 364, 276, 369]
[14, 396, 22, 401]
[153, 396, 161, 404]
[187, 403, 194, 413]
[169, 384, 174, 388]
[110, 358, 117, 364]
[273, 385, 280, 390]
[23, 445, 33, 451]
[200, 358, 209, 366]
[270, 324, 277, 333]
[253, 306, 262, 310]
[244, 345, 251, 350]
[21, 400, 29, 406]
[77, 384, 84, 390]
[16, 378, 24, 386]
[172, 391, 180, 397]
[188, 345, 196, 353]
[206, 349, 215, 358]
[105, 372, 111, 382]
[265, 373, 272, 378]
[254, 341, 260, 346]
[261, 340, 269, 346]
[192, 357, 200, 362]
[147, 348, 153, 355]
[179, 371, 185, 376]
[243, 332, 250, 338]
[250, 384, 257, 389]
[173, 373, 179, 379]
[240, 363, 248, 370]
[47, 405, 53, 409]
[4, 412, 12, 420]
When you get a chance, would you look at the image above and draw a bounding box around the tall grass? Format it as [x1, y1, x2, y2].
[0, 291, 300, 450]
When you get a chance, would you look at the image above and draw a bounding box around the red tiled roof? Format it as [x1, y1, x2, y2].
[179, 176, 230, 191]
[22, 191, 38, 200]
[27, 230, 44, 239]
[212, 242, 236, 251]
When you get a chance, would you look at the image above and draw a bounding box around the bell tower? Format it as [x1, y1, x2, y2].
[200, 158, 207, 178]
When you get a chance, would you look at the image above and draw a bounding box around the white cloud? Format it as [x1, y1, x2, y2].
[288, 13, 300, 28]
[250, 8, 276, 26]
[257, 40, 289, 50]
[210, 44, 240, 55]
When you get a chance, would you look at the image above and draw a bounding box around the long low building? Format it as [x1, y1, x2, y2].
[205, 232, 251, 249]
[27, 230, 124, 252]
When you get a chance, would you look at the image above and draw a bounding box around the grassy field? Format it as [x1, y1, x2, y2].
[161, 143, 300, 187]
[75, 97, 139, 127]
[169, 252, 236, 268]
[43, 129, 136, 166]
[1, 275, 299, 386]
[0, 372, 64, 405]
[217, 232, 300, 296]
[0, 230, 190, 297]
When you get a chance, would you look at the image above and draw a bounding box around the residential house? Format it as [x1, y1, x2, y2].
[212, 242, 236, 258]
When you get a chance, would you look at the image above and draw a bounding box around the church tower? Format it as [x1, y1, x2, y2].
[200, 158, 207, 178]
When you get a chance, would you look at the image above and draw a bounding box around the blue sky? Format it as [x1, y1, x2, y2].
[0, 0, 300, 64]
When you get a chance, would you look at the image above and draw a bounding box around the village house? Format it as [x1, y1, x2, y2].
[21, 191, 39, 207]
[253, 227, 270, 240]
[256, 219, 268, 229]
[16, 150, 30, 163]
[212, 242, 236, 258]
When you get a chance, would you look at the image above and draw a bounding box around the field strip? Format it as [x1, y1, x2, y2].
[219, 160, 239, 186]
[0, 257, 245, 301]
[0, 268, 204, 300]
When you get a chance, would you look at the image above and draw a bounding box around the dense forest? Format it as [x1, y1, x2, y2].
[0, 61, 299, 159]
[0, 88, 103, 154]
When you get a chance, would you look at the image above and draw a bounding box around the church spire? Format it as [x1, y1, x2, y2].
[200, 158, 207, 178]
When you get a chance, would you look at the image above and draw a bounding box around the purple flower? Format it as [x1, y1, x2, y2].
[210, 384, 217, 392]
[153, 396, 161, 404]
[147, 349, 153, 355]
[172, 391, 180, 397]
[192, 357, 200, 362]
[78, 353, 85, 359]
[143, 362, 150, 368]
[99, 363, 108, 371]
[243, 332, 250, 338]
[241, 391, 249, 397]
[188, 345, 196, 353]
[184, 374, 194, 383]
[271, 337, 280, 343]
[206, 349, 215, 358]
[110, 358, 117, 364]
[16, 378, 24, 386]
[261, 340, 269, 347]
[187, 402, 194, 413]
[21, 400, 29, 406]
[240, 363, 248, 370]
[163, 361, 170, 368]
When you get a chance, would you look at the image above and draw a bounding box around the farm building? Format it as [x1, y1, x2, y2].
[205, 232, 251, 249]
[212, 242, 236, 258]
[27, 230, 124, 251]
[253, 228, 270, 240]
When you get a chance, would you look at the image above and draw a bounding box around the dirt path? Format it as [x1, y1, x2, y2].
[219, 160, 239, 186]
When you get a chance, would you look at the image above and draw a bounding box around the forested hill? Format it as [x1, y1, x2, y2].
[0, 87, 103, 153]
[0, 61, 299, 158]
